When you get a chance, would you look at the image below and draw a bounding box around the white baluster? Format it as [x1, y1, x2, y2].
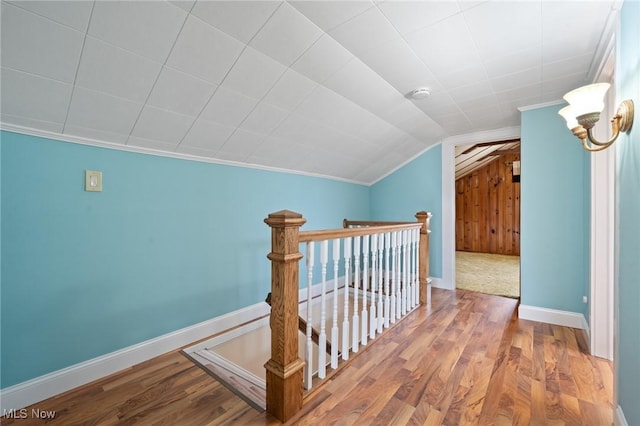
[369, 234, 377, 339]
[361, 235, 368, 346]
[305, 242, 314, 390]
[396, 231, 403, 320]
[318, 240, 328, 379]
[331, 239, 340, 369]
[384, 232, 391, 328]
[342, 237, 351, 360]
[352, 235, 360, 353]
[377, 233, 384, 333]
[413, 229, 420, 307]
[390, 232, 397, 324]
[415, 228, 420, 307]
[402, 230, 408, 317]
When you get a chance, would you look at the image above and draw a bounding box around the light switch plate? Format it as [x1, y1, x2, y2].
[85, 170, 102, 192]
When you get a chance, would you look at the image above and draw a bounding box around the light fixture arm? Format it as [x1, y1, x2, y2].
[570, 99, 635, 153]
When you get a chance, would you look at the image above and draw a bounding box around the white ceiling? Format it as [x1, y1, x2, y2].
[0, 0, 618, 184]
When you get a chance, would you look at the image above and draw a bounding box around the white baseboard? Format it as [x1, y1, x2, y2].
[0, 301, 270, 412]
[518, 305, 588, 329]
[429, 277, 444, 289]
[615, 405, 628, 426]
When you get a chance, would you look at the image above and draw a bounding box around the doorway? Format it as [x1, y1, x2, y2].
[453, 139, 521, 298]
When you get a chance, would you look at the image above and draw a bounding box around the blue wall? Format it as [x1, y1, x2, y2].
[520, 105, 590, 313]
[0, 131, 369, 388]
[616, 0, 640, 423]
[370, 145, 442, 278]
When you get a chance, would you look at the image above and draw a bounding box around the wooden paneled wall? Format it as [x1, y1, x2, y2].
[455, 153, 520, 255]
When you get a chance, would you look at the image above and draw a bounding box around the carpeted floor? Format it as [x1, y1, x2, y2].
[456, 251, 520, 298]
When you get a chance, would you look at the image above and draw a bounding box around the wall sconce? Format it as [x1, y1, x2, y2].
[558, 82, 634, 152]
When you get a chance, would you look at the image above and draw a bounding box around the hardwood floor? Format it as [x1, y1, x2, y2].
[2, 288, 613, 425]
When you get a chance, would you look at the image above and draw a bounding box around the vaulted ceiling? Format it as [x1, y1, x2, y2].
[0, 1, 617, 184]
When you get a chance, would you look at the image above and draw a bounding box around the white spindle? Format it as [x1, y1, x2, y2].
[390, 232, 397, 324]
[414, 228, 420, 307]
[377, 233, 384, 333]
[369, 234, 377, 339]
[305, 242, 314, 390]
[384, 232, 391, 328]
[342, 237, 351, 360]
[396, 231, 403, 320]
[412, 228, 418, 308]
[331, 239, 340, 369]
[352, 235, 360, 352]
[361, 235, 368, 346]
[318, 240, 328, 379]
[402, 230, 408, 316]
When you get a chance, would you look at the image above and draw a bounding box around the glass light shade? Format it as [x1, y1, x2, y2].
[558, 105, 579, 129]
[562, 83, 610, 117]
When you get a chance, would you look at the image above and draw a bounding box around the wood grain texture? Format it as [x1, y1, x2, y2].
[456, 153, 521, 255]
[2, 289, 612, 425]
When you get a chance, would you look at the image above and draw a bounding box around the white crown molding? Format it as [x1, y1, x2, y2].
[518, 305, 588, 330]
[0, 122, 368, 186]
[615, 405, 629, 426]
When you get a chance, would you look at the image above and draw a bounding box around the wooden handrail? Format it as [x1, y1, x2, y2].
[299, 222, 421, 243]
[343, 218, 414, 228]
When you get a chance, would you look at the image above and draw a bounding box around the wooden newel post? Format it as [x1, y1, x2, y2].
[264, 210, 306, 422]
[415, 211, 432, 306]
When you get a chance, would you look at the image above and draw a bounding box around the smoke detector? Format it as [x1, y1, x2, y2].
[410, 88, 431, 100]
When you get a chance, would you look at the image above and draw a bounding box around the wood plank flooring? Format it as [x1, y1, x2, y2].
[2, 288, 613, 425]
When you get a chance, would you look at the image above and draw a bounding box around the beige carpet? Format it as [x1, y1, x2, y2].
[456, 251, 520, 298]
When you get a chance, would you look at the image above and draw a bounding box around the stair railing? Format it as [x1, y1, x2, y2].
[264, 210, 431, 422]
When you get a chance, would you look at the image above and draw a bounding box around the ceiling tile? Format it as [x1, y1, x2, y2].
[218, 128, 265, 159]
[200, 86, 258, 127]
[406, 14, 480, 75]
[323, 58, 401, 119]
[66, 87, 143, 137]
[290, 33, 353, 83]
[191, 1, 280, 44]
[542, 53, 592, 82]
[490, 67, 542, 93]
[432, 63, 487, 90]
[89, 1, 187, 63]
[377, 1, 460, 35]
[221, 47, 286, 99]
[482, 46, 542, 79]
[262, 68, 318, 111]
[449, 80, 495, 104]
[130, 106, 194, 145]
[178, 117, 235, 152]
[147, 67, 217, 117]
[168, 1, 195, 13]
[76, 37, 162, 103]
[0, 67, 73, 125]
[329, 6, 401, 58]
[250, 2, 323, 66]
[463, 1, 541, 60]
[542, 73, 590, 98]
[359, 37, 442, 96]
[166, 14, 244, 85]
[289, 1, 375, 32]
[6, 0, 93, 32]
[541, 1, 613, 63]
[1, 2, 84, 83]
[1, 113, 64, 134]
[239, 102, 289, 134]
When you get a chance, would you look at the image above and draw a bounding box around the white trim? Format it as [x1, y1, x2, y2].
[0, 301, 270, 412]
[441, 126, 522, 293]
[0, 123, 368, 186]
[615, 405, 629, 426]
[428, 277, 445, 289]
[589, 42, 616, 361]
[518, 305, 588, 329]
